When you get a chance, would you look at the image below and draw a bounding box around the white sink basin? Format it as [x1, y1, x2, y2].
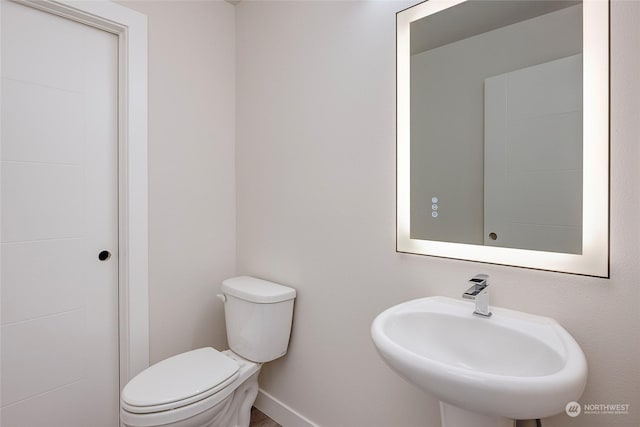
[371, 296, 587, 421]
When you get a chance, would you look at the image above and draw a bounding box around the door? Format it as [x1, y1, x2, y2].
[1, 1, 119, 425]
[484, 54, 583, 254]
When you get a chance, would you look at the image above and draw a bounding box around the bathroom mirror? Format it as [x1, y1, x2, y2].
[396, 0, 609, 276]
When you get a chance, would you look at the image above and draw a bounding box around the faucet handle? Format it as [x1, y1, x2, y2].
[462, 274, 489, 299]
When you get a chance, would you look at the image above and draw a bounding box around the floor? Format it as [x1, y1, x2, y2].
[250, 407, 281, 427]
[249, 408, 543, 427]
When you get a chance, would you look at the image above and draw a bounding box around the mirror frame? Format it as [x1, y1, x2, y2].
[396, 0, 609, 277]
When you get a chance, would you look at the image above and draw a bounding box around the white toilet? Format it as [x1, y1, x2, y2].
[120, 276, 296, 427]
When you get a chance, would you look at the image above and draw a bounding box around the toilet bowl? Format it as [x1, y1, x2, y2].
[120, 276, 296, 427]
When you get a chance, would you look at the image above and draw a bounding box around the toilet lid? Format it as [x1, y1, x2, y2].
[121, 347, 239, 411]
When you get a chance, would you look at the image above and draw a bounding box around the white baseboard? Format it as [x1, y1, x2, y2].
[254, 389, 319, 427]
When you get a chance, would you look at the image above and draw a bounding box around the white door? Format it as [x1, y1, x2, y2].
[1, 1, 119, 426]
[484, 54, 583, 254]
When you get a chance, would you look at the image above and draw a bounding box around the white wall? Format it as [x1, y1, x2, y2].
[236, 1, 640, 426]
[117, 0, 235, 363]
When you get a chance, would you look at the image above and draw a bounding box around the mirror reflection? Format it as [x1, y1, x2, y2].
[409, 1, 583, 254]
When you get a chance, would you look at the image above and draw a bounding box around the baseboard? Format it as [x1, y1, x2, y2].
[254, 389, 319, 427]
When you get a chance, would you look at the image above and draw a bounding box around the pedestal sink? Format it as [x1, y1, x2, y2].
[371, 297, 587, 427]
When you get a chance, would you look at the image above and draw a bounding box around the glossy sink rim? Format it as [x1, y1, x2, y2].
[371, 296, 588, 419]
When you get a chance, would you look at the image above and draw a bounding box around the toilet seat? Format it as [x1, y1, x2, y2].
[121, 350, 261, 427]
[121, 347, 239, 414]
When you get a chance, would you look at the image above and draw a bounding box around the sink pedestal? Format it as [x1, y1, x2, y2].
[440, 402, 514, 427]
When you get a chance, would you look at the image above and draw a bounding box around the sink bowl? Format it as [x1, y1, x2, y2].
[371, 296, 587, 421]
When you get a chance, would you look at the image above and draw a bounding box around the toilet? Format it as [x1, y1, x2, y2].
[120, 276, 296, 427]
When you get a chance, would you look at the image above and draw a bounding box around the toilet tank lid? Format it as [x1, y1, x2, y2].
[222, 276, 296, 303]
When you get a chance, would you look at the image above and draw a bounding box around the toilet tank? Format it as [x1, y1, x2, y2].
[220, 276, 296, 363]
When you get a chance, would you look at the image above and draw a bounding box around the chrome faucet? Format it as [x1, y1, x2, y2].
[462, 274, 491, 317]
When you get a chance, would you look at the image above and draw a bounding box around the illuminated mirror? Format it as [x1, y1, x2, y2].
[396, 0, 609, 276]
